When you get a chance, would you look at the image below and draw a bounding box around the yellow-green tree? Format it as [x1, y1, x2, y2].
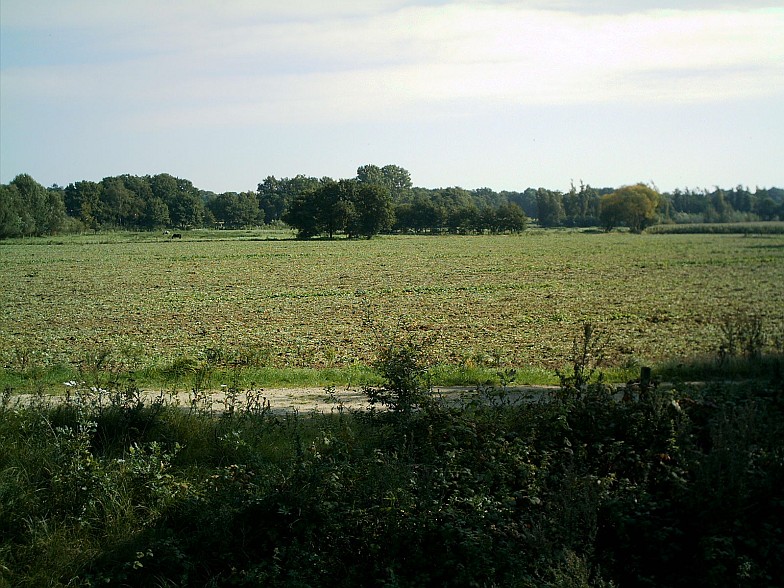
[600, 184, 660, 233]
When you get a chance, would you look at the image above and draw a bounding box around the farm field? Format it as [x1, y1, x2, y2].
[1, 230, 783, 385]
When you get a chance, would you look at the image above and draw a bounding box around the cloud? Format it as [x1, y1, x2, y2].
[2, 2, 782, 132]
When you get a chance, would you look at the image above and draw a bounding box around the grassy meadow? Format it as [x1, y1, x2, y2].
[2, 229, 783, 390]
[2, 229, 784, 587]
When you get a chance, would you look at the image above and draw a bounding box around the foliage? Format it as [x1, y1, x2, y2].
[356, 163, 412, 201]
[0, 174, 66, 238]
[646, 221, 784, 235]
[600, 183, 661, 233]
[3, 169, 781, 239]
[206, 191, 263, 229]
[556, 323, 606, 399]
[346, 183, 395, 238]
[537, 187, 567, 227]
[257, 174, 321, 224]
[363, 330, 433, 415]
[1, 335, 782, 586]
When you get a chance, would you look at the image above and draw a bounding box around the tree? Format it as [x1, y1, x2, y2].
[381, 165, 412, 201]
[99, 177, 144, 228]
[42, 186, 67, 235]
[536, 188, 565, 227]
[408, 191, 444, 232]
[64, 181, 101, 229]
[260, 175, 322, 225]
[357, 164, 412, 202]
[256, 176, 286, 223]
[0, 183, 24, 238]
[599, 184, 661, 233]
[494, 202, 528, 233]
[284, 190, 321, 239]
[707, 188, 731, 223]
[346, 183, 394, 238]
[208, 192, 262, 228]
[507, 188, 539, 218]
[318, 180, 354, 239]
[11, 174, 66, 236]
[756, 197, 779, 221]
[142, 198, 171, 229]
[447, 204, 480, 234]
[356, 164, 385, 186]
[0, 175, 67, 237]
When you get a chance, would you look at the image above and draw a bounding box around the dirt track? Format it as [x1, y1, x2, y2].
[10, 385, 562, 415]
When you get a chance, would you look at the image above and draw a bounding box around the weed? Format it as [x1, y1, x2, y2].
[363, 330, 434, 416]
[718, 313, 764, 362]
[556, 323, 606, 399]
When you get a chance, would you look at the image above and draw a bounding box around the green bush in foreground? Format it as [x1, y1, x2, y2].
[1, 354, 783, 587]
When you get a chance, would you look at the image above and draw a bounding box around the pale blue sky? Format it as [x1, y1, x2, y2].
[1, 0, 782, 193]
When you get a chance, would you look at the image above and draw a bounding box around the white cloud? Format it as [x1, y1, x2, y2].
[2, 2, 783, 131]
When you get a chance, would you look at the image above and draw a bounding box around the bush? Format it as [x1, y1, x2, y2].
[2, 343, 783, 586]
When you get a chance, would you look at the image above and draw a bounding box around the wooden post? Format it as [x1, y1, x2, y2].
[640, 367, 652, 393]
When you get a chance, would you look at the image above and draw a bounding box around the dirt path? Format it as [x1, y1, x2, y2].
[10, 385, 562, 414]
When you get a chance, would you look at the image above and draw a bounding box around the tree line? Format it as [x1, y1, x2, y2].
[1, 165, 782, 239]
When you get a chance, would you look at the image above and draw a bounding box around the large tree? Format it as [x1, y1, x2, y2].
[99, 177, 144, 228]
[64, 181, 102, 229]
[256, 176, 286, 223]
[356, 164, 412, 201]
[536, 188, 565, 227]
[1, 174, 66, 237]
[600, 184, 661, 233]
[346, 183, 394, 238]
[493, 202, 528, 233]
[208, 191, 262, 228]
[0, 183, 24, 238]
[142, 197, 171, 230]
[283, 190, 321, 239]
[318, 180, 354, 239]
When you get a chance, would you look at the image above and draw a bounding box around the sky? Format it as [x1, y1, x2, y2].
[1, 0, 783, 194]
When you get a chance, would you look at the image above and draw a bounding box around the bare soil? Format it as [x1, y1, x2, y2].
[10, 385, 561, 414]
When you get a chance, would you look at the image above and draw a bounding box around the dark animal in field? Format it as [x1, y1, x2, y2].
[171, 233, 182, 239]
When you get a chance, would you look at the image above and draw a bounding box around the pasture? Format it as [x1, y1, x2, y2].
[1, 230, 783, 386]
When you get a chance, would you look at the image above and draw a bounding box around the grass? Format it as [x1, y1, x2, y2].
[2, 230, 783, 393]
[646, 221, 784, 234]
[2, 367, 782, 587]
[3, 227, 783, 585]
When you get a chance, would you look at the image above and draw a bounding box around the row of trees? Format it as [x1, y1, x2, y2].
[2, 166, 783, 239]
[0, 174, 67, 238]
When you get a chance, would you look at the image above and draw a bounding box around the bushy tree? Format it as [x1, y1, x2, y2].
[317, 180, 354, 239]
[346, 183, 394, 238]
[447, 204, 480, 234]
[257, 175, 321, 223]
[208, 192, 262, 229]
[756, 196, 779, 221]
[536, 188, 565, 227]
[493, 202, 528, 233]
[283, 190, 321, 239]
[64, 181, 102, 229]
[0, 183, 24, 238]
[256, 176, 286, 222]
[284, 179, 393, 239]
[600, 183, 661, 233]
[0, 174, 66, 238]
[356, 164, 412, 201]
[99, 177, 144, 228]
[167, 182, 205, 229]
[142, 197, 170, 230]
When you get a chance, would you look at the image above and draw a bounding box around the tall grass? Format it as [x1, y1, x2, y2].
[647, 221, 784, 234]
[2, 342, 782, 587]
